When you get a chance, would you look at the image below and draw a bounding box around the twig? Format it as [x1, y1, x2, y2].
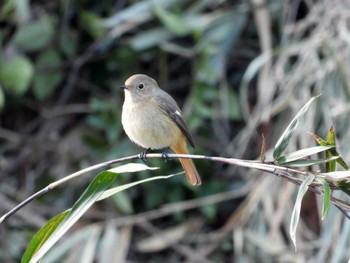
[57, 42, 97, 105]
[110, 180, 255, 227]
[1, 153, 350, 224]
[0, 154, 139, 224]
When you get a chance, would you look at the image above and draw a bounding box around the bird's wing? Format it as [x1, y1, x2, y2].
[156, 95, 195, 148]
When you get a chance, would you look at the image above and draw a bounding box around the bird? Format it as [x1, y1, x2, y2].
[119, 74, 201, 186]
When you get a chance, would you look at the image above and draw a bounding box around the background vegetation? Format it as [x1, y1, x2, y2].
[1, 0, 350, 262]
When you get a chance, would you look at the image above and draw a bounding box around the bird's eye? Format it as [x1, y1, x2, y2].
[138, 83, 144, 89]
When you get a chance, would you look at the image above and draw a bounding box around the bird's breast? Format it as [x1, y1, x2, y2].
[122, 100, 181, 149]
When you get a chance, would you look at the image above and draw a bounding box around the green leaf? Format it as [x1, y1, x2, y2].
[153, 5, 190, 36]
[309, 132, 327, 146]
[326, 126, 335, 145]
[311, 131, 349, 170]
[13, 17, 54, 51]
[275, 145, 334, 165]
[279, 156, 339, 167]
[336, 156, 349, 171]
[273, 94, 321, 159]
[21, 210, 70, 263]
[0, 56, 34, 95]
[326, 126, 336, 172]
[42, 224, 102, 262]
[79, 11, 105, 39]
[33, 48, 63, 101]
[27, 171, 117, 263]
[290, 174, 315, 250]
[316, 178, 330, 220]
[324, 126, 349, 170]
[23, 163, 180, 262]
[97, 172, 181, 201]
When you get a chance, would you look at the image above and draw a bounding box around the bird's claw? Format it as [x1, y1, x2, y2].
[161, 148, 171, 162]
[139, 148, 151, 163]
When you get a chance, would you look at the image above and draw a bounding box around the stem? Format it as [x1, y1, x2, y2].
[1, 153, 349, 224]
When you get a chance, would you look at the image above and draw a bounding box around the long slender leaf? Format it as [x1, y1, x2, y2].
[278, 156, 339, 167]
[316, 178, 330, 220]
[275, 145, 334, 165]
[326, 126, 336, 172]
[310, 130, 349, 170]
[309, 132, 327, 146]
[21, 211, 70, 263]
[273, 94, 321, 159]
[22, 163, 164, 263]
[336, 157, 350, 171]
[290, 174, 315, 250]
[28, 171, 117, 263]
[43, 224, 102, 263]
[108, 163, 158, 173]
[97, 172, 183, 201]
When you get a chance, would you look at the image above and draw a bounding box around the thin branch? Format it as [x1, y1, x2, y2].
[1, 153, 350, 224]
[110, 180, 255, 227]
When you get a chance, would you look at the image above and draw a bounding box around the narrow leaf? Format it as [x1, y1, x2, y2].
[97, 172, 182, 201]
[326, 126, 336, 172]
[290, 174, 315, 250]
[316, 178, 330, 220]
[273, 94, 321, 159]
[21, 211, 70, 263]
[310, 129, 349, 170]
[276, 145, 334, 165]
[108, 163, 158, 174]
[309, 132, 327, 146]
[42, 224, 102, 263]
[326, 126, 335, 145]
[336, 157, 349, 170]
[28, 171, 117, 263]
[278, 156, 339, 167]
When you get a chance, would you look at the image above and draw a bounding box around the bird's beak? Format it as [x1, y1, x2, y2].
[118, 85, 127, 90]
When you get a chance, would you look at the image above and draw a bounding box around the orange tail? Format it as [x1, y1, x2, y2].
[171, 140, 202, 186]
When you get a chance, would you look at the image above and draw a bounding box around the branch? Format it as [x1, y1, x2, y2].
[1, 153, 349, 224]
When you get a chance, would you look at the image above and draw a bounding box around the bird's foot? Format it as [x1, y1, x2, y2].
[139, 148, 151, 163]
[161, 148, 171, 162]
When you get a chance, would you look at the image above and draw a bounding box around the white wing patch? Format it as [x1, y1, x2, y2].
[175, 110, 182, 117]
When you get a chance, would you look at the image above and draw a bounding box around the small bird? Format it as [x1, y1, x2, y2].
[119, 74, 201, 186]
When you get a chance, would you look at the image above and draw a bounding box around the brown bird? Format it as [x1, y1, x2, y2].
[119, 74, 201, 185]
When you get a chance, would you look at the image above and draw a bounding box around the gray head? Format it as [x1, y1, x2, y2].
[119, 74, 160, 102]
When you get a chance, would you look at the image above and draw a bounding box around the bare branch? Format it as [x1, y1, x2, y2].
[1, 153, 349, 224]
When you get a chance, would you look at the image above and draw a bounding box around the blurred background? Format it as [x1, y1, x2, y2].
[1, 0, 350, 262]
